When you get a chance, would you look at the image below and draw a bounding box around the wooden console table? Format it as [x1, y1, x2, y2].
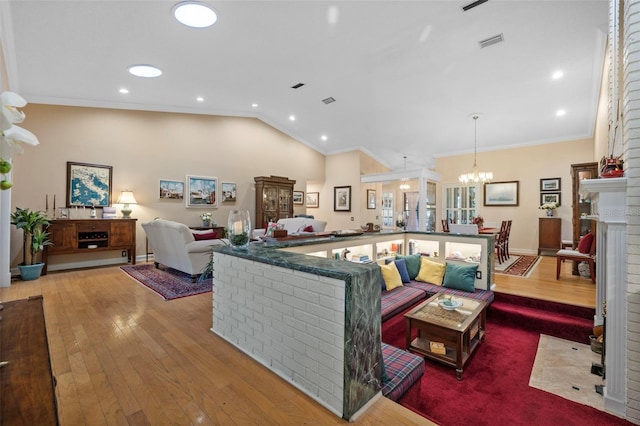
[0, 296, 59, 425]
[538, 217, 561, 255]
[43, 218, 137, 274]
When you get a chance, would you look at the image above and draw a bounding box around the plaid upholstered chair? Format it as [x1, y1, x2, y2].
[555, 232, 596, 283]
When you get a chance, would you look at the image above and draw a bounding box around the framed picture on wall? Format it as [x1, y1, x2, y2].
[367, 189, 376, 209]
[483, 181, 519, 206]
[540, 192, 561, 206]
[334, 186, 352, 212]
[306, 192, 319, 208]
[186, 175, 218, 208]
[221, 182, 237, 202]
[293, 191, 304, 205]
[540, 177, 561, 191]
[159, 179, 184, 199]
[66, 161, 113, 207]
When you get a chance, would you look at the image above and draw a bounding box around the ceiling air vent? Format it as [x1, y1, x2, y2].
[291, 83, 305, 89]
[322, 97, 336, 104]
[479, 33, 504, 49]
[462, 0, 488, 12]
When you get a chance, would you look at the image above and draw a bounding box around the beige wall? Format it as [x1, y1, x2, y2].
[10, 104, 325, 267]
[436, 138, 594, 254]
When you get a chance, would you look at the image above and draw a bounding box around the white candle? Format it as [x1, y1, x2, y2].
[233, 221, 243, 235]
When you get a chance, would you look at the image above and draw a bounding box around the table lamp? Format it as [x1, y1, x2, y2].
[117, 190, 137, 218]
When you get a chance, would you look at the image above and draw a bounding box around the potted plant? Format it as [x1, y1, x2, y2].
[11, 207, 52, 280]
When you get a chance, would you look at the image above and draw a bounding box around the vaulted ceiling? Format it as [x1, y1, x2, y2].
[1, 1, 609, 170]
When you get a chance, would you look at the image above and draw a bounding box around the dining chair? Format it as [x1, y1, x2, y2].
[495, 220, 509, 264]
[504, 220, 513, 259]
[441, 219, 450, 232]
[556, 232, 596, 283]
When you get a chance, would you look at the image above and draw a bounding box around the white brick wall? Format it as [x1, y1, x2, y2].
[211, 253, 346, 417]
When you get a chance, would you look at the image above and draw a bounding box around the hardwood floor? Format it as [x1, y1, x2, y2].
[0, 255, 594, 425]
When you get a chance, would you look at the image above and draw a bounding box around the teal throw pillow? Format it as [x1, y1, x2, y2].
[442, 263, 478, 293]
[396, 253, 421, 280]
[385, 258, 411, 283]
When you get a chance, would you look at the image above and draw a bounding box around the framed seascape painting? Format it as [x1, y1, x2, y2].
[159, 179, 184, 199]
[306, 192, 319, 208]
[221, 182, 237, 203]
[293, 191, 304, 205]
[540, 177, 561, 192]
[186, 175, 218, 208]
[66, 162, 113, 207]
[334, 186, 352, 212]
[483, 181, 519, 206]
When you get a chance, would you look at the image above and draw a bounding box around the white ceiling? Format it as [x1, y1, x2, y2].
[1, 1, 609, 171]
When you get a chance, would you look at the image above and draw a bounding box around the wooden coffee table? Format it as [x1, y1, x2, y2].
[405, 292, 487, 380]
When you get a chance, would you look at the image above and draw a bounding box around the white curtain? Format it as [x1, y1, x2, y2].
[406, 191, 419, 231]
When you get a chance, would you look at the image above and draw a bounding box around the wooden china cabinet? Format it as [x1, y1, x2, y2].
[254, 176, 296, 229]
[570, 162, 599, 247]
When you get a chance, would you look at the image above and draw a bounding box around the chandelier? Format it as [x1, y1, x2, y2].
[459, 115, 493, 184]
[399, 156, 410, 190]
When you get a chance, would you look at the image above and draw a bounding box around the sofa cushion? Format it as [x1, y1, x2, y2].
[380, 262, 403, 291]
[385, 258, 411, 283]
[415, 257, 445, 285]
[405, 280, 495, 304]
[381, 342, 425, 402]
[381, 286, 426, 322]
[396, 253, 421, 279]
[442, 263, 478, 293]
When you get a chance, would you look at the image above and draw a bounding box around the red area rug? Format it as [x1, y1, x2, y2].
[496, 254, 541, 277]
[382, 298, 632, 426]
[120, 264, 211, 300]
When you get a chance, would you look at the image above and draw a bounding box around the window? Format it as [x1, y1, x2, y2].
[444, 184, 477, 225]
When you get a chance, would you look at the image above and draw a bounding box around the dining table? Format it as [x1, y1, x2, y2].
[478, 227, 500, 235]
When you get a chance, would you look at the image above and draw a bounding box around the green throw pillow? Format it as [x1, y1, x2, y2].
[396, 253, 421, 280]
[442, 263, 478, 293]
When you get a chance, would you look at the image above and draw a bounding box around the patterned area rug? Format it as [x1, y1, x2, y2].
[120, 264, 211, 300]
[495, 255, 541, 278]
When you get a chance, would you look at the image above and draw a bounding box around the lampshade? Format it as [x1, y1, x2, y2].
[117, 191, 137, 205]
[117, 190, 137, 218]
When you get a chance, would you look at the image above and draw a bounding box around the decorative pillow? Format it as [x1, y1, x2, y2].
[193, 231, 220, 241]
[415, 257, 446, 285]
[303, 225, 314, 232]
[385, 258, 411, 283]
[380, 262, 403, 291]
[395, 253, 421, 280]
[577, 232, 594, 254]
[265, 222, 279, 237]
[442, 263, 478, 293]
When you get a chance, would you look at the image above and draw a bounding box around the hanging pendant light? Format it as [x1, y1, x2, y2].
[459, 115, 493, 184]
[399, 155, 410, 190]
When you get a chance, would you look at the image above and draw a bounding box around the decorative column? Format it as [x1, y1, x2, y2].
[582, 177, 627, 417]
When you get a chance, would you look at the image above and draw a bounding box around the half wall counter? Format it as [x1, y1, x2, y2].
[210, 244, 382, 420]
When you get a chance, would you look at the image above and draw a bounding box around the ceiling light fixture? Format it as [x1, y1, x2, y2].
[251, 103, 259, 108]
[128, 64, 162, 78]
[172, 1, 218, 28]
[119, 88, 129, 94]
[459, 115, 493, 184]
[399, 156, 410, 190]
[196, 96, 204, 102]
[552, 70, 564, 79]
[289, 115, 296, 121]
[556, 109, 566, 117]
[321, 135, 328, 141]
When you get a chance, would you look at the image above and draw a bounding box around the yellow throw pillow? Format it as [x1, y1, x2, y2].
[416, 257, 446, 285]
[380, 262, 403, 291]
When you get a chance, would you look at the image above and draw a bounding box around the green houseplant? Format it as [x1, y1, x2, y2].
[11, 207, 52, 280]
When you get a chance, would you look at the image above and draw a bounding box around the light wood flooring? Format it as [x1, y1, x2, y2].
[0, 255, 594, 425]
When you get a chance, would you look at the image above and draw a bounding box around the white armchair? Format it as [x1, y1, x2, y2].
[142, 219, 227, 282]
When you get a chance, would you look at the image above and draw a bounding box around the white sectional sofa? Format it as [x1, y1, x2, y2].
[252, 217, 328, 240]
[142, 219, 227, 281]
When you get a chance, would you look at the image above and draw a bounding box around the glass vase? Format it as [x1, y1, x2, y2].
[546, 209, 553, 217]
[227, 210, 251, 249]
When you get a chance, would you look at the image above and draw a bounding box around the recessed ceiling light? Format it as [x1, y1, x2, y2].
[289, 115, 296, 121]
[556, 109, 566, 117]
[128, 64, 162, 78]
[119, 88, 129, 94]
[321, 135, 328, 141]
[251, 103, 259, 108]
[552, 70, 564, 80]
[196, 96, 204, 102]
[172, 1, 218, 28]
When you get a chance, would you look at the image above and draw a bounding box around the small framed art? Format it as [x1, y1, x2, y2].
[306, 192, 319, 208]
[334, 186, 352, 212]
[186, 175, 218, 208]
[540, 177, 561, 191]
[367, 189, 376, 209]
[159, 179, 184, 199]
[293, 191, 304, 205]
[221, 182, 237, 202]
[540, 192, 561, 206]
